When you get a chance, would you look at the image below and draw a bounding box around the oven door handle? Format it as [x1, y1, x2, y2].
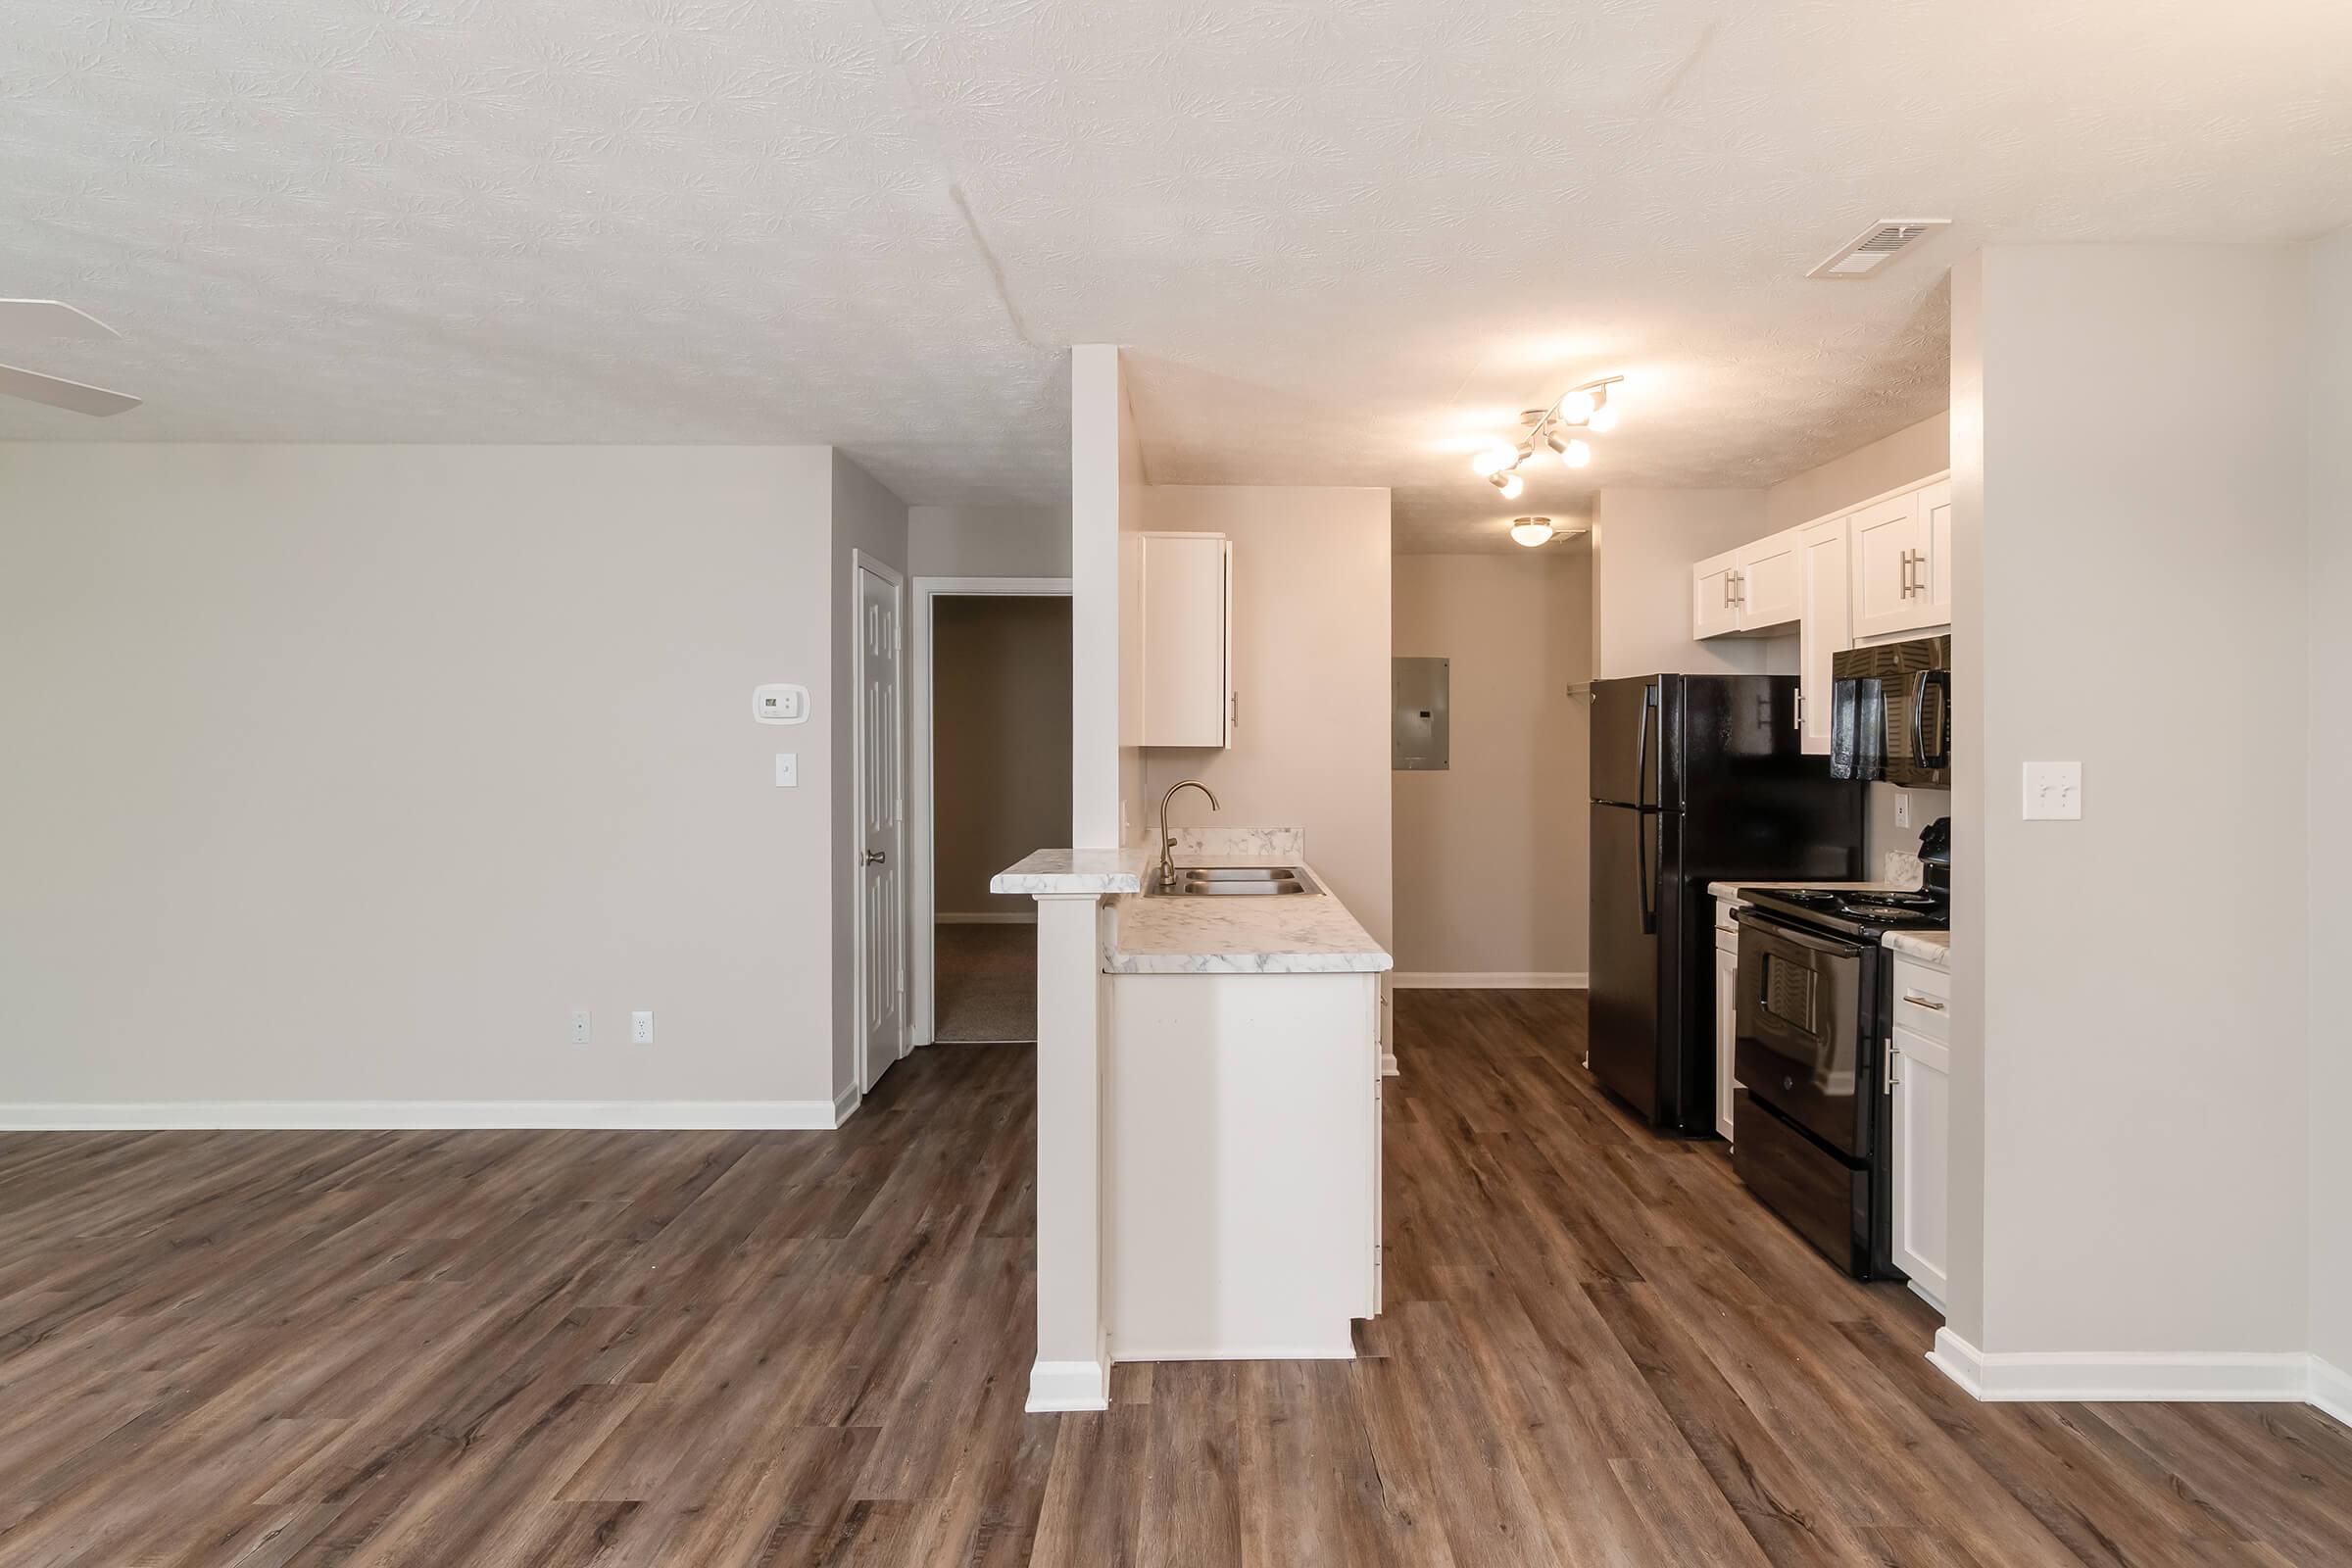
[1733, 906, 1867, 957]
[1911, 668, 1951, 769]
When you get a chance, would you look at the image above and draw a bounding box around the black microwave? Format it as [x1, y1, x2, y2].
[1830, 634, 1950, 788]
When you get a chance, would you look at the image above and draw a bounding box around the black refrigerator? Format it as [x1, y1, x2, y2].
[1588, 674, 1863, 1135]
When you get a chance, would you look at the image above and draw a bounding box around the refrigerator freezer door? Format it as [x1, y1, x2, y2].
[1590, 677, 1672, 808]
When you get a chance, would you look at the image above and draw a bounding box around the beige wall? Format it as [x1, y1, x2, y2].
[2309, 226, 2352, 1377]
[1392, 552, 1591, 978]
[1763, 412, 1952, 531]
[0, 444, 864, 1112]
[1138, 485, 1395, 949]
[933, 595, 1073, 915]
[1588, 489, 1790, 679]
[1952, 246, 2309, 1359]
[907, 504, 1071, 579]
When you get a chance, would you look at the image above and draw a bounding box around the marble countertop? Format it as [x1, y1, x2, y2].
[990, 847, 1149, 896]
[1107, 856, 1392, 975]
[1883, 930, 1951, 967]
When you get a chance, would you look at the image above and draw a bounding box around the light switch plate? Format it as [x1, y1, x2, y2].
[775, 753, 797, 788]
[2023, 760, 2082, 820]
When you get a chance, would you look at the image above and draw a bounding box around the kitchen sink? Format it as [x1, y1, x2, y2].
[1149, 864, 1321, 897]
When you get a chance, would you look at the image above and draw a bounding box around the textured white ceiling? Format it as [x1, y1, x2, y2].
[5, 1, 2349, 550]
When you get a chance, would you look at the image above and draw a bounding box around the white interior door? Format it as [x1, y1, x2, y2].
[855, 559, 906, 1093]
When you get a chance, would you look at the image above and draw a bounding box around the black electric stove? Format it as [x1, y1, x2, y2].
[1726, 819, 1948, 1281]
[1740, 884, 1948, 941]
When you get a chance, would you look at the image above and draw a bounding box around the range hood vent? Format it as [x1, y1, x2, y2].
[1807, 220, 1950, 279]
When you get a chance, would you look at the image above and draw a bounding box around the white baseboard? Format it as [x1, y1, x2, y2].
[1379, 1052, 1399, 1078]
[938, 911, 1038, 925]
[0, 1098, 856, 1132]
[2312, 1355, 2352, 1427]
[1025, 1358, 1109, 1412]
[1111, 1343, 1355, 1363]
[1389, 971, 1588, 990]
[831, 1081, 862, 1128]
[1931, 1328, 2326, 1406]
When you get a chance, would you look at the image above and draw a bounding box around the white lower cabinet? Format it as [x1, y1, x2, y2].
[1888, 956, 1951, 1310]
[1107, 971, 1380, 1359]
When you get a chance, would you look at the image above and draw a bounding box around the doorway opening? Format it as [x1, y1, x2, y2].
[910, 577, 1073, 1046]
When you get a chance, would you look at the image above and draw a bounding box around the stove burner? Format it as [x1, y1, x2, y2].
[1838, 901, 1936, 922]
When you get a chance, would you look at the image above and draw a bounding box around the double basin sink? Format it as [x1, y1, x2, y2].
[1149, 864, 1321, 898]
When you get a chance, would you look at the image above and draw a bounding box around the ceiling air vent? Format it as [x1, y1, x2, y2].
[1807, 219, 1951, 279]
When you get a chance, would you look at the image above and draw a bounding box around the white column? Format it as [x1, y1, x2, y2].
[1026, 892, 1110, 1411]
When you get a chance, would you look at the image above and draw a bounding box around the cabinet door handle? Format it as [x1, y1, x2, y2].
[1230, 692, 1239, 729]
[1794, 689, 1805, 731]
[1723, 575, 1733, 610]
[1902, 993, 1946, 1011]
[1884, 1045, 1898, 1094]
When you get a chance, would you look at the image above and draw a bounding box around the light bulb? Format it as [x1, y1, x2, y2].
[1470, 443, 1518, 478]
[1510, 517, 1555, 548]
[1559, 439, 1592, 468]
[1495, 471, 1525, 500]
[1558, 389, 1597, 423]
[1588, 403, 1619, 432]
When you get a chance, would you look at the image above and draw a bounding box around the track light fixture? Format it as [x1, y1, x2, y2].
[1471, 374, 1625, 497]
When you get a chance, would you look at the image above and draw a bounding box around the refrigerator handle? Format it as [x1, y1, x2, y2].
[1636, 684, 1657, 811]
[1637, 811, 1658, 936]
[1911, 669, 1951, 768]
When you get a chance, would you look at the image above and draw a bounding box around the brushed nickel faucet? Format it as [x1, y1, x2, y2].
[1156, 778, 1219, 890]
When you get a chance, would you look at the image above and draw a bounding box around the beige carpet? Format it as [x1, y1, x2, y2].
[934, 922, 1037, 1043]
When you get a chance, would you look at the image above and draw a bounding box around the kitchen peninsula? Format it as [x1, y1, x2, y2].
[992, 831, 1391, 1410]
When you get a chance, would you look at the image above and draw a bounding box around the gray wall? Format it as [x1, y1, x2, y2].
[1391, 551, 1592, 977]
[2309, 228, 2352, 1377]
[0, 444, 857, 1111]
[1952, 245, 2309, 1358]
[1589, 489, 1789, 680]
[907, 504, 1071, 579]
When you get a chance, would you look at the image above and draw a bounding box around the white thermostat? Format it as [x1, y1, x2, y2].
[754, 683, 810, 725]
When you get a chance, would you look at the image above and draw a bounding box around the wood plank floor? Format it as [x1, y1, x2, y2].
[3, 991, 2348, 1565]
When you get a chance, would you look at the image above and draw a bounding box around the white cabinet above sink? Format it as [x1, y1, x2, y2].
[1692, 531, 1802, 638]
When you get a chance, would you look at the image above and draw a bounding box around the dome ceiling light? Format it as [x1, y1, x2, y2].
[1470, 374, 1625, 498]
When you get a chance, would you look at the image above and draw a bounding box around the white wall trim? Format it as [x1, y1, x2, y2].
[1379, 1052, 1399, 1078]
[908, 574, 1074, 1048]
[937, 910, 1039, 925]
[1390, 971, 1589, 990]
[1111, 1344, 1355, 1363]
[0, 1099, 858, 1132]
[1930, 1329, 2335, 1408]
[1024, 1357, 1110, 1413]
[831, 1080, 862, 1128]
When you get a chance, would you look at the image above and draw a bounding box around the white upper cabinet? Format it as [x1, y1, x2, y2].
[1849, 475, 1952, 639]
[1693, 548, 1742, 640]
[1691, 532, 1800, 639]
[1138, 531, 1232, 748]
[1796, 518, 1851, 755]
[1735, 531, 1801, 630]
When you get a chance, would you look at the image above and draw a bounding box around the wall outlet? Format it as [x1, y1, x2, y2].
[2023, 760, 2082, 820]
[568, 1008, 591, 1046]
[631, 1009, 655, 1045]
[1894, 791, 1912, 829]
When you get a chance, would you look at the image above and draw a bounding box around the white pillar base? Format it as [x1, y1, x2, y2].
[1025, 1357, 1111, 1413]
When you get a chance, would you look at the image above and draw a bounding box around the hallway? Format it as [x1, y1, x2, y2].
[1, 995, 2345, 1565]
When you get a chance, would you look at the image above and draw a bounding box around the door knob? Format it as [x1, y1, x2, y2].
[860, 849, 887, 866]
